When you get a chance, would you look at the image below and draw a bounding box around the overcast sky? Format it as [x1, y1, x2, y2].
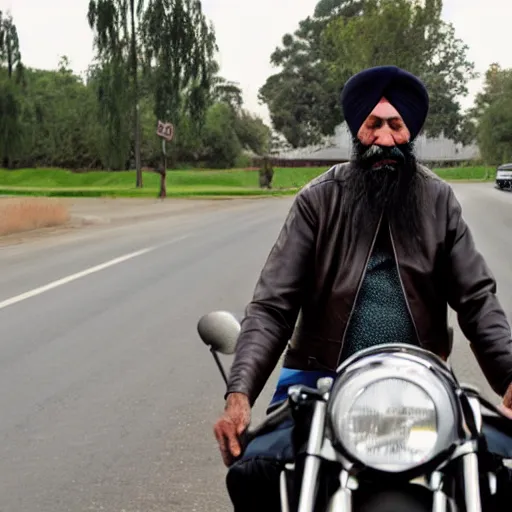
[5, 0, 512, 124]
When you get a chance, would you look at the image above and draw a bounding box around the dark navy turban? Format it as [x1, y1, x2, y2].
[340, 66, 429, 141]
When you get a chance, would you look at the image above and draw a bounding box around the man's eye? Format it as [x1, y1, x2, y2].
[368, 119, 383, 129]
[389, 120, 404, 130]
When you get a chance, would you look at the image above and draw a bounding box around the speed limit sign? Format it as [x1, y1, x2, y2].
[157, 121, 174, 142]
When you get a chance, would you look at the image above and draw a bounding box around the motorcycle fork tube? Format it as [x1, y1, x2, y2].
[297, 400, 327, 512]
[280, 463, 294, 512]
[430, 472, 447, 512]
[462, 452, 482, 512]
[326, 471, 352, 512]
[461, 394, 483, 512]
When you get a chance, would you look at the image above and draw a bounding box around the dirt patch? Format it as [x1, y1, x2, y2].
[0, 198, 70, 236]
[0, 196, 269, 247]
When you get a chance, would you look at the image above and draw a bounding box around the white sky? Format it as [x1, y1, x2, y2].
[4, 0, 512, 125]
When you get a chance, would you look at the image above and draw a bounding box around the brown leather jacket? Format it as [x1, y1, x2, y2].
[227, 163, 512, 405]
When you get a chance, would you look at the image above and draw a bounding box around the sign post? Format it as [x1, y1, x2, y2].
[156, 121, 174, 199]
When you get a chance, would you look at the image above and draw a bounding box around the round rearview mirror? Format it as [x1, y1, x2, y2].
[197, 311, 241, 355]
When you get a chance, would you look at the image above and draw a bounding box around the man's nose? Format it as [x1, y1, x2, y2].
[373, 130, 396, 147]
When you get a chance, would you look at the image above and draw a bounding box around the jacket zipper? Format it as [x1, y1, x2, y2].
[388, 223, 421, 344]
[337, 211, 384, 366]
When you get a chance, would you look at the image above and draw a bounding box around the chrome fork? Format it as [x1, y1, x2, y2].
[462, 392, 483, 512]
[325, 470, 352, 512]
[297, 378, 333, 512]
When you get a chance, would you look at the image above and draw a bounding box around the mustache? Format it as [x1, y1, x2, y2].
[360, 144, 405, 168]
[352, 140, 414, 172]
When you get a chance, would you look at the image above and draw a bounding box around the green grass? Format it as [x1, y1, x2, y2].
[435, 166, 494, 181]
[0, 186, 298, 198]
[0, 166, 495, 198]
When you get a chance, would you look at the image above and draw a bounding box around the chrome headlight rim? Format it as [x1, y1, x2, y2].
[327, 351, 459, 475]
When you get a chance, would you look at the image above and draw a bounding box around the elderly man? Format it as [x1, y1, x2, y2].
[213, 66, 512, 510]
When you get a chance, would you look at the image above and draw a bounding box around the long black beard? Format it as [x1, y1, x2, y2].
[342, 139, 426, 253]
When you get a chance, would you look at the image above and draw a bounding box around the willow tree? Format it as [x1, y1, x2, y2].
[0, 11, 24, 167]
[141, 0, 217, 168]
[88, 0, 145, 183]
[0, 11, 23, 81]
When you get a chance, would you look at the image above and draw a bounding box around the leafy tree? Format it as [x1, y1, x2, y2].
[456, 116, 478, 147]
[202, 102, 241, 168]
[322, 0, 476, 141]
[0, 11, 24, 82]
[234, 111, 271, 156]
[0, 80, 23, 167]
[141, 0, 217, 168]
[260, 0, 476, 146]
[478, 99, 512, 165]
[473, 64, 512, 164]
[471, 63, 512, 120]
[0, 3, 270, 172]
[211, 76, 244, 112]
[210, 78, 270, 156]
[0, 60, 271, 170]
[258, 0, 353, 147]
[88, 0, 144, 184]
[0, 11, 24, 167]
[85, 61, 130, 169]
[14, 61, 101, 169]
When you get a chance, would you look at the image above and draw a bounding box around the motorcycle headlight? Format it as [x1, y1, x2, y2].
[329, 352, 458, 473]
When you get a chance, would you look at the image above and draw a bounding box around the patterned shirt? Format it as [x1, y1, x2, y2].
[340, 224, 417, 359]
[269, 223, 417, 406]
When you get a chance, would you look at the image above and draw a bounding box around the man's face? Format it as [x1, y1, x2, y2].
[355, 98, 411, 173]
[357, 97, 410, 147]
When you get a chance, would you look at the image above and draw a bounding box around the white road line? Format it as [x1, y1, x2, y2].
[0, 235, 189, 310]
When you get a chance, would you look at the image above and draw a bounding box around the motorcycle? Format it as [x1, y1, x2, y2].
[198, 310, 512, 511]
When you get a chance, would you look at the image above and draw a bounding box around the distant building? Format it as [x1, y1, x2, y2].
[269, 123, 480, 167]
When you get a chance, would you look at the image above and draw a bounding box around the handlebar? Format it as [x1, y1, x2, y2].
[462, 385, 512, 421]
[242, 384, 328, 446]
[461, 386, 512, 446]
[244, 399, 292, 444]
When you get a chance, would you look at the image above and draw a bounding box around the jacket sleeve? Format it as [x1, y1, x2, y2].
[226, 188, 318, 406]
[445, 187, 512, 396]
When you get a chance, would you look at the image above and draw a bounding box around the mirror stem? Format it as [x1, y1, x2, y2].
[210, 347, 229, 387]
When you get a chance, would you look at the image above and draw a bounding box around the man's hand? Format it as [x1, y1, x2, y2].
[213, 392, 251, 467]
[500, 383, 512, 419]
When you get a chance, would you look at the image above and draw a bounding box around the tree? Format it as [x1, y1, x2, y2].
[88, 0, 144, 184]
[234, 111, 271, 156]
[260, 0, 476, 147]
[0, 80, 23, 168]
[0, 11, 24, 167]
[140, 0, 216, 176]
[322, 0, 476, 141]
[211, 76, 244, 112]
[13, 60, 101, 169]
[211, 78, 270, 156]
[258, 0, 354, 147]
[141, 0, 216, 129]
[473, 64, 512, 165]
[0, 3, 267, 171]
[0, 11, 24, 82]
[202, 102, 241, 168]
[86, 61, 131, 169]
[471, 63, 512, 120]
[478, 99, 512, 165]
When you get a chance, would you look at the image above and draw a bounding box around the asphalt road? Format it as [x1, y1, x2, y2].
[0, 183, 511, 512]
